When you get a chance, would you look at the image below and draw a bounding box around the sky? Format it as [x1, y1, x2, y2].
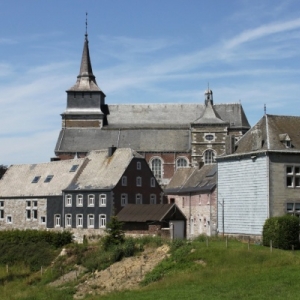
[1, 0, 300, 166]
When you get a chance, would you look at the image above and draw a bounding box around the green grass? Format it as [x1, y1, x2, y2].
[2, 237, 300, 299]
[88, 238, 300, 300]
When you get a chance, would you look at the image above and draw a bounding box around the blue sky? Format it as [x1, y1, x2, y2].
[1, 0, 300, 166]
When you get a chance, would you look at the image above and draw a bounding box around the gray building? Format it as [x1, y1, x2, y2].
[54, 31, 251, 186]
[217, 114, 300, 239]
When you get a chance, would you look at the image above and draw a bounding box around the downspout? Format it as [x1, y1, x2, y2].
[209, 193, 211, 236]
[62, 191, 65, 230]
[189, 192, 192, 238]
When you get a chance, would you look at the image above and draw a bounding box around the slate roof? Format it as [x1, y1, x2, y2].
[116, 204, 185, 222]
[0, 158, 87, 198]
[55, 128, 190, 153]
[66, 148, 143, 190]
[233, 114, 300, 155]
[164, 164, 217, 194]
[193, 101, 226, 125]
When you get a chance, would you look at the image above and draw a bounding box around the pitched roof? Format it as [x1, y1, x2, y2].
[116, 204, 186, 222]
[66, 148, 143, 190]
[193, 101, 226, 125]
[164, 164, 217, 194]
[233, 114, 300, 155]
[0, 158, 87, 198]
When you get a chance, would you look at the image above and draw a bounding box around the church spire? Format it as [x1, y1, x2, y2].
[67, 14, 101, 92]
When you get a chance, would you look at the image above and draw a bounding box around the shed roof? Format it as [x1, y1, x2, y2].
[116, 204, 186, 222]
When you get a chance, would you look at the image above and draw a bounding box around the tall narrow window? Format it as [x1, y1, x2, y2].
[136, 176, 142, 187]
[88, 214, 94, 228]
[204, 150, 215, 165]
[150, 177, 155, 187]
[65, 214, 72, 227]
[65, 194, 72, 207]
[100, 194, 106, 206]
[55, 215, 61, 227]
[100, 215, 106, 228]
[77, 214, 83, 227]
[122, 176, 127, 186]
[137, 161, 141, 170]
[136, 194, 142, 204]
[121, 194, 128, 206]
[151, 158, 162, 179]
[77, 194, 83, 207]
[150, 194, 156, 204]
[88, 195, 95, 207]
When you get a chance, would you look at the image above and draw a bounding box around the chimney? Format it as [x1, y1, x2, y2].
[225, 135, 236, 155]
[108, 145, 117, 157]
[251, 126, 262, 151]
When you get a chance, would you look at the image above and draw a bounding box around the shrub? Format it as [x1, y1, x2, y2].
[263, 215, 300, 250]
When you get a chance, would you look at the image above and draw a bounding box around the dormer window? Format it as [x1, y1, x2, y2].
[279, 133, 292, 148]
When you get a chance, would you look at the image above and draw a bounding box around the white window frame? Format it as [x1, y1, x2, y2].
[122, 176, 127, 186]
[65, 194, 72, 207]
[150, 194, 156, 204]
[65, 214, 72, 227]
[54, 215, 61, 227]
[176, 157, 188, 169]
[77, 214, 83, 228]
[88, 194, 95, 207]
[76, 194, 83, 207]
[6, 215, 12, 224]
[88, 214, 95, 228]
[136, 176, 142, 187]
[99, 214, 106, 228]
[32, 209, 38, 220]
[0, 209, 4, 219]
[136, 193, 142, 204]
[26, 209, 31, 220]
[286, 166, 300, 188]
[99, 194, 106, 207]
[150, 177, 155, 187]
[150, 158, 163, 180]
[121, 193, 128, 206]
[204, 150, 216, 165]
[0, 201, 4, 207]
[40, 216, 46, 224]
[26, 200, 31, 208]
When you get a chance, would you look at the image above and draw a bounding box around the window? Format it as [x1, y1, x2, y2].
[26, 209, 31, 220]
[77, 214, 83, 227]
[205, 134, 214, 141]
[55, 215, 61, 227]
[0, 210, 4, 219]
[176, 158, 188, 169]
[150, 177, 155, 187]
[136, 194, 142, 204]
[7, 216, 12, 224]
[65, 214, 72, 227]
[287, 203, 300, 217]
[44, 175, 53, 183]
[33, 201, 37, 207]
[88, 215, 94, 228]
[99, 194, 106, 206]
[32, 176, 41, 183]
[137, 161, 141, 170]
[77, 194, 83, 207]
[0, 201, 3, 207]
[136, 176, 142, 187]
[65, 194, 72, 207]
[33, 210, 37, 220]
[122, 176, 127, 186]
[100, 215, 106, 228]
[26, 201, 31, 208]
[70, 165, 79, 172]
[88, 195, 95, 207]
[204, 150, 215, 165]
[151, 158, 162, 179]
[286, 166, 300, 188]
[150, 194, 156, 204]
[40, 216, 46, 224]
[121, 194, 128, 206]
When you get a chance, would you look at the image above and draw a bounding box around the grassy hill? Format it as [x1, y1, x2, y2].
[1, 236, 300, 299]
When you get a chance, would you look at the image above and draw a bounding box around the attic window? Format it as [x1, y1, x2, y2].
[44, 175, 53, 183]
[70, 165, 79, 172]
[32, 176, 41, 183]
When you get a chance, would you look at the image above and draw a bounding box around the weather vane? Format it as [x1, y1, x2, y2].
[85, 12, 88, 36]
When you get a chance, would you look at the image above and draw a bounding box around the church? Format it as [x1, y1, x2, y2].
[54, 32, 250, 186]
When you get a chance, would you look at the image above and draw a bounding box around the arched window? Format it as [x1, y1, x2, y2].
[204, 150, 216, 165]
[151, 158, 162, 179]
[176, 158, 188, 169]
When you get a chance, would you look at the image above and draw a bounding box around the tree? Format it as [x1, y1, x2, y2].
[102, 216, 125, 250]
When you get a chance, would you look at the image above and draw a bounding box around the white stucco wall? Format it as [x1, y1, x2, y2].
[217, 155, 269, 236]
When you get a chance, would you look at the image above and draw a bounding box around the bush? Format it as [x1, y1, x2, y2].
[263, 215, 300, 250]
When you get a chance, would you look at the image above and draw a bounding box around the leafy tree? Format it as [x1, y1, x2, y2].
[102, 216, 125, 250]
